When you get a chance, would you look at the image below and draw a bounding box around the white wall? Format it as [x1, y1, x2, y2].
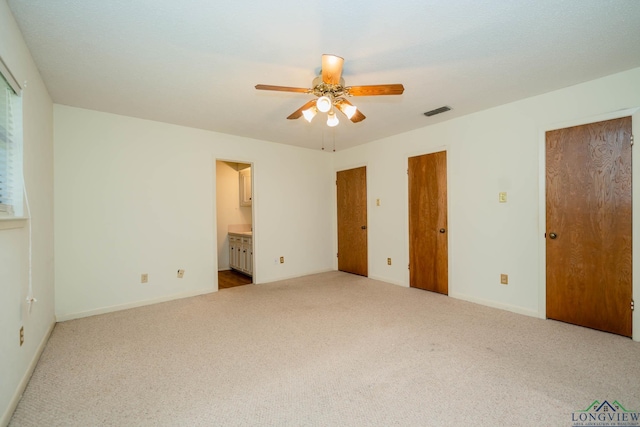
[0, 2, 55, 425]
[216, 161, 252, 270]
[54, 105, 334, 320]
[334, 67, 640, 340]
[55, 67, 640, 337]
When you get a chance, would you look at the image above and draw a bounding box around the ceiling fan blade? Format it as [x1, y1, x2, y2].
[255, 84, 311, 93]
[287, 99, 317, 120]
[347, 108, 366, 123]
[346, 84, 405, 96]
[335, 98, 366, 123]
[321, 54, 344, 85]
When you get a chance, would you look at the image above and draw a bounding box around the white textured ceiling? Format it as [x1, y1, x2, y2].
[7, 0, 640, 151]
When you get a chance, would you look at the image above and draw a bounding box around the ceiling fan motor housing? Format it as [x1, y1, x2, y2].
[312, 76, 347, 99]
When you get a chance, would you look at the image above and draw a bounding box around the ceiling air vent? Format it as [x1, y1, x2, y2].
[424, 106, 451, 117]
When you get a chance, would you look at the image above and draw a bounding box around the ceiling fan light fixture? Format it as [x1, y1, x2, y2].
[316, 96, 332, 113]
[302, 107, 317, 123]
[326, 110, 339, 127]
[342, 103, 357, 119]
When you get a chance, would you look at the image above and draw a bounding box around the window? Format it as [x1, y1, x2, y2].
[0, 56, 23, 217]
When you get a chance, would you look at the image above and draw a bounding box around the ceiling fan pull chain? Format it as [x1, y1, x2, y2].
[333, 128, 336, 152]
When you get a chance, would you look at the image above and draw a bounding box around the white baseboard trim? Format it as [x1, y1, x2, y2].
[368, 275, 407, 287]
[1, 318, 56, 427]
[257, 268, 334, 285]
[56, 287, 216, 322]
[449, 291, 539, 318]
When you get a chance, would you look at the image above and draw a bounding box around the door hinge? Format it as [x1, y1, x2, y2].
[408, 264, 410, 270]
[631, 134, 634, 147]
[337, 252, 339, 258]
[632, 300, 635, 311]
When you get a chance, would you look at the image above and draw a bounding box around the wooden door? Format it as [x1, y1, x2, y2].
[337, 167, 368, 276]
[546, 117, 632, 337]
[408, 151, 448, 294]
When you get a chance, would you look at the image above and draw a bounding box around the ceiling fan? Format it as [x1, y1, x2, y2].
[255, 54, 404, 127]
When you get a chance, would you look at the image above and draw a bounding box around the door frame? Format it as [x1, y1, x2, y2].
[537, 107, 640, 341]
[214, 158, 256, 288]
[404, 146, 450, 290]
[334, 162, 368, 273]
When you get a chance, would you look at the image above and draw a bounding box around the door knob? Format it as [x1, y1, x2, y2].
[361, 225, 367, 230]
[439, 228, 446, 233]
[549, 232, 558, 239]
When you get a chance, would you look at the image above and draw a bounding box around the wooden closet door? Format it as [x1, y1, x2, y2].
[408, 151, 448, 294]
[546, 117, 632, 337]
[337, 167, 368, 276]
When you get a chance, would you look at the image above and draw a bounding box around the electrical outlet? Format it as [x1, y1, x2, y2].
[177, 269, 185, 278]
[20, 326, 24, 346]
[279, 256, 284, 264]
[141, 274, 148, 283]
[387, 258, 392, 265]
[500, 274, 508, 285]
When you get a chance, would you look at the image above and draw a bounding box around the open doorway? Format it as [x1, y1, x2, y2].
[216, 160, 253, 289]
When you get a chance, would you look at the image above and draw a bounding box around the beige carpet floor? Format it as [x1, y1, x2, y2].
[9, 271, 640, 426]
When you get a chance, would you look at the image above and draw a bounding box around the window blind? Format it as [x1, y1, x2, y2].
[0, 75, 14, 213]
[0, 58, 22, 216]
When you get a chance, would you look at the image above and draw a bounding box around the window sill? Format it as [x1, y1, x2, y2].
[0, 217, 28, 230]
